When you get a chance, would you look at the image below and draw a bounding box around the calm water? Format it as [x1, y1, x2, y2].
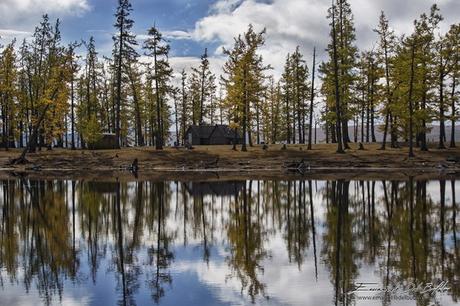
[0, 178, 458, 306]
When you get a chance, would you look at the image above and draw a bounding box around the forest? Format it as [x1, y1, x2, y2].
[0, 0, 459, 158]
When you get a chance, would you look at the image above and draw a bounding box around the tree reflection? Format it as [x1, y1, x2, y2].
[226, 180, 268, 302]
[147, 181, 174, 304]
[0, 177, 458, 306]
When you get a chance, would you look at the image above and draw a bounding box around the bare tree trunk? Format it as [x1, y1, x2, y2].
[450, 74, 457, 148]
[153, 44, 163, 150]
[408, 42, 416, 158]
[308, 47, 316, 150]
[242, 68, 248, 152]
[115, 16, 124, 149]
[332, 2, 344, 154]
[439, 43, 446, 149]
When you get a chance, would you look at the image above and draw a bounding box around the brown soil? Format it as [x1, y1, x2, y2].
[0, 144, 459, 181]
[0, 144, 460, 171]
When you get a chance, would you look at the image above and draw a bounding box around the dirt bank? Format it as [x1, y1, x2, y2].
[0, 143, 459, 180]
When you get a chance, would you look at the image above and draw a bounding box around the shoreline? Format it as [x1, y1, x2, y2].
[0, 143, 459, 180]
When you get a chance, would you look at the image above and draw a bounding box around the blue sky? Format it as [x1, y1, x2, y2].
[47, 0, 218, 58]
[1, 0, 459, 76]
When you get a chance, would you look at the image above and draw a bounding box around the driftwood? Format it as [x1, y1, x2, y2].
[128, 158, 139, 172]
[446, 156, 459, 163]
[284, 159, 310, 173]
[25, 165, 42, 171]
[197, 157, 220, 169]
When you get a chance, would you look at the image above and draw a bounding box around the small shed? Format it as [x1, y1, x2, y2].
[88, 133, 118, 150]
[185, 125, 242, 146]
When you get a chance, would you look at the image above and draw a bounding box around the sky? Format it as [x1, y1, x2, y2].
[0, 0, 459, 78]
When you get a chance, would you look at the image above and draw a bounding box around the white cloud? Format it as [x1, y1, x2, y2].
[0, 0, 90, 26]
[186, 0, 460, 78]
[189, 0, 330, 78]
[0, 29, 32, 41]
[137, 30, 193, 42]
[164, 30, 193, 40]
[0, 29, 31, 36]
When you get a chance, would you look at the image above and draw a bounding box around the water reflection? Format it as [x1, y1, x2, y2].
[0, 178, 458, 306]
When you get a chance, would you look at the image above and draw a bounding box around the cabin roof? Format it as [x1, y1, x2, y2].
[211, 125, 241, 139]
[186, 124, 242, 139]
[186, 125, 216, 139]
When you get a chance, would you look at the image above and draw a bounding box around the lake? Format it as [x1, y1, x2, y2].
[0, 177, 458, 306]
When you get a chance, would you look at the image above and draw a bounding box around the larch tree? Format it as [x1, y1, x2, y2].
[0, 40, 18, 151]
[281, 53, 293, 143]
[191, 49, 215, 125]
[374, 11, 396, 150]
[127, 61, 145, 146]
[67, 41, 81, 150]
[180, 69, 188, 145]
[143, 25, 173, 150]
[12, 16, 72, 163]
[80, 36, 101, 149]
[222, 25, 270, 151]
[113, 0, 138, 148]
[335, 0, 358, 149]
[446, 24, 460, 147]
[413, 5, 442, 151]
[280, 47, 310, 144]
[408, 38, 417, 158]
[330, 1, 345, 153]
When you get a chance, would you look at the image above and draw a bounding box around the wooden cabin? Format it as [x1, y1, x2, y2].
[185, 125, 242, 145]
